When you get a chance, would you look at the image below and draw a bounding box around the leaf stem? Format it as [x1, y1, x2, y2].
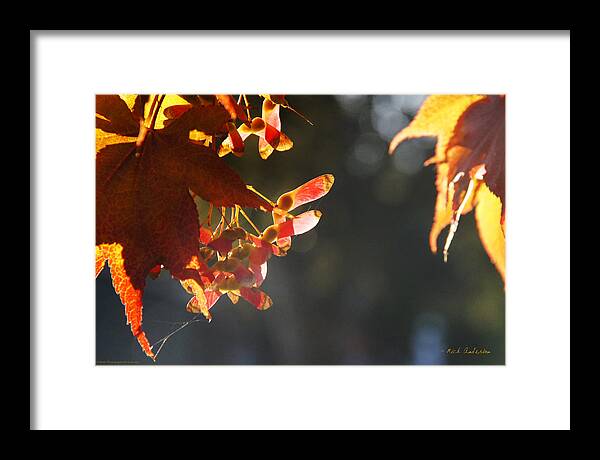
[149, 94, 165, 131]
[243, 94, 251, 121]
[218, 206, 233, 229]
[150, 313, 205, 360]
[285, 104, 314, 126]
[145, 95, 158, 128]
[246, 185, 277, 208]
[238, 207, 261, 236]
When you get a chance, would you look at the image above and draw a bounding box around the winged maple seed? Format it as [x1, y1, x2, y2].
[389, 95, 505, 282]
[219, 95, 311, 159]
[184, 174, 334, 319]
[96, 94, 333, 360]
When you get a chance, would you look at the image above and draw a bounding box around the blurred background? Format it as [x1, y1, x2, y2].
[96, 95, 505, 365]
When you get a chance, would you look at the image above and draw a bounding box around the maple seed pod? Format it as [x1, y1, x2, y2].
[261, 225, 279, 244]
[251, 117, 266, 133]
[276, 192, 294, 212]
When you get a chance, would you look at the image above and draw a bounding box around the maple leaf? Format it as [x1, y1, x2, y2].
[96, 95, 272, 358]
[389, 95, 505, 281]
[161, 103, 231, 136]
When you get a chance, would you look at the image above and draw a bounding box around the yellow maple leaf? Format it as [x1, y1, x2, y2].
[389, 95, 505, 282]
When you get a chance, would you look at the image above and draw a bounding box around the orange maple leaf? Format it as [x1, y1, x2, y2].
[96, 95, 272, 358]
[389, 95, 505, 281]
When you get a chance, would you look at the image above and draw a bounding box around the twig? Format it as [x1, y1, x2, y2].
[151, 313, 205, 360]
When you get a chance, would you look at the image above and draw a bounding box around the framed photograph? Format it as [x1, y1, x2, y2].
[31, 30, 570, 430]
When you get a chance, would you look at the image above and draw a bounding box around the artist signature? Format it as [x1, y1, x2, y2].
[444, 346, 491, 355]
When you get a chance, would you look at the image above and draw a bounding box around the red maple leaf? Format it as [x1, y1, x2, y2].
[96, 95, 272, 358]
